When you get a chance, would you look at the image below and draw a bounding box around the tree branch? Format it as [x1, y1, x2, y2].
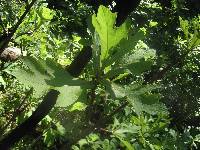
[67, 46, 92, 77]
[114, 0, 141, 26]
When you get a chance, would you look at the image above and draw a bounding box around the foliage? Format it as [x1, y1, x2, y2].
[0, 0, 200, 149]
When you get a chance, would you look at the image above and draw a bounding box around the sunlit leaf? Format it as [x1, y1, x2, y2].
[179, 17, 189, 39]
[39, 7, 54, 20]
[11, 56, 91, 107]
[0, 76, 6, 86]
[92, 5, 128, 61]
[102, 29, 145, 69]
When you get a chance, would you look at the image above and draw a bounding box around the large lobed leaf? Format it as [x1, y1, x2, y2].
[92, 5, 128, 62]
[11, 56, 90, 107]
[103, 81, 167, 115]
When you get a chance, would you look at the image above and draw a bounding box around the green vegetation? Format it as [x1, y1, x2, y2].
[0, 0, 200, 149]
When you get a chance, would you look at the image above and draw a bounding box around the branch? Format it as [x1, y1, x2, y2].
[113, 0, 142, 26]
[67, 46, 92, 77]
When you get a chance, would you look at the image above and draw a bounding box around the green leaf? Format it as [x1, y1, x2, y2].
[88, 133, 100, 142]
[0, 76, 6, 86]
[55, 86, 84, 107]
[149, 21, 158, 27]
[117, 137, 135, 150]
[39, 7, 54, 20]
[104, 67, 130, 79]
[55, 122, 66, 136]
[102, 29, 145, 69]
[105, 83, 166, 115]
[179, 17, 189, 39]
[78, 139, 88, 147]
[104, 48, 155, 78]
[12, 57, 50, 97]
[113, 72, 130, 81]
[103, 80, 126, 99]
[126, 59, 153, 75]
[114, 125, 140, 136]
[92, 6, 128, 61]
[69, 102, 87, 111]
[11, 56, 90, 107]
[131, 98, 168, 115]
[194, 134, 200, 142]
[127, 84, 159, 96]
[189, 31, 200, 49]
[44, 129, 55, 147]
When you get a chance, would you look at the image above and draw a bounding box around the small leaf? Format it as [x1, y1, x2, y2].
[78, 139, 88, 147]
[55, 122, 66, 136]
[104, 68, 130, 79]
[126, 59, 153, 75]
[114, 126, 140, 135]
[103, 80, 126, 99]
[194, 134, 200, 142]
[43, 129, 55, 147]
[69, 102, 87, 111]
[0, 76, 6, 86]
[149, 21, 158, 27]
[39, 7, 54, 20]
[189, 32, 200, 49]
[104, 48, 155, 79]
[108, 83, 166, 115]
[179, 17, 189, 39]
[131, 98, 168, 115]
